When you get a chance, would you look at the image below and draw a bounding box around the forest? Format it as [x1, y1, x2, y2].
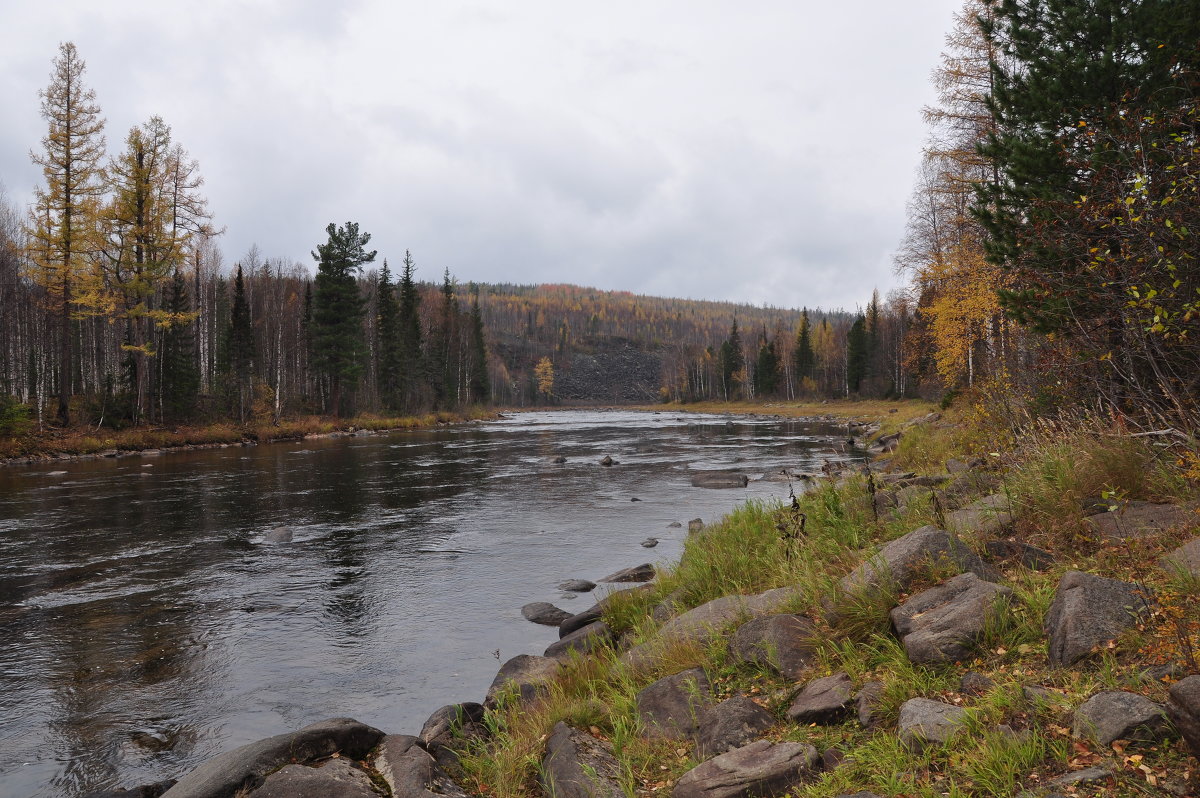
[1, 0, 1198, 439]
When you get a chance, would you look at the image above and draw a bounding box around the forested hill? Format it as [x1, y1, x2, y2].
[466, 282, 848, 405]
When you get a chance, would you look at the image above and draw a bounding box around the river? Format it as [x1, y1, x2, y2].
[0, 409, 858, 797]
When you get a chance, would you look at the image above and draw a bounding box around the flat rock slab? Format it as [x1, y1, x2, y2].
[545, 621, 613, 661]
[1044, 571, 1149, 667]
[373, 735, 468, 798]
[690, 472, 749, 489]
[248, 760, 380, 798]
[672, 740, 819, 798]
[1167, 675, 1200, 758]
[890, 573, 1012, 664]
[523, 602, 574, 626]
[161, 718, 385, 798]
[728, 614, 817, 680]
[1085, 501, 1196, 541]
[599, 563, 655, 583]
[945, 494, 1012, 536]
[541, 722, 624, 798]
[787, 673, 854, 725]
[694, 696, 776, 760]
[1162, 537, 1200, 577]
[897, 699, 967, 750]
[485, 654, 561, 706]
[637, 668, 714, 739]
[838, 525, 997, 600]
[1072, 691, 1169, 746]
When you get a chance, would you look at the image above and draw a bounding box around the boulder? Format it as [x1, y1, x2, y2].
[599, 456, 616, 467]
[248, 760, 379, 798]
[855, 682, 885, 729]
[1047, 767, 1112, 788]
[786, 673, 854, 725]
[553, 456, 568, 464]
[636, 668, 714, 739]
[960, 672, 995, 696]
[672, 740, 819, 798]
[419, 702, 487, 775]
[522, 602, 573, 626]
[540, 722, 624, 798]
[688, 519, 706, 534]
[694, 697, 776, 760]
[838, 526, 997, 600]
[728, 614, 817, 679]
[263, 527, 293, 544]
[691, 472, 749, 489]
[1162, 537, 1200, 577]
[945, 457, 982, 474]
[599, 563, 655, 583]
[896, 699, 967, 749]
[1044, 571, 1149, 667]
[485, 654, 560, 706]
[1167, 675, 1200, 758]
[161, 718, 385, 798]
[373, 735, 469, 798]
[1072, 691, 1169, 746]
[668, 522, 683, 528]
[983, 539, 1056, 571]
[82, 780, 176, 798]
[1085, 501, 1195, 541]
[545, 621, 614, 661]
[559, 579, 597, 593]
[560, 605, 603, 638]
[890, 573, 1012, 664]
[945, 494, 1012, 536]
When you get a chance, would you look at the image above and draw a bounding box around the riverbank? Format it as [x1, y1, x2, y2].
[642, 398, 939, 427]
[0, 407, 498, 465]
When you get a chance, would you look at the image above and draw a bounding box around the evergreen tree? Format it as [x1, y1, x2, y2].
[717, 319, 744, 400]
[159, 269, 199, 421]
[753, 331, 779, 397]
[793, 310, 815, 388]
[311, 222, 376, 417]
[396, 250, 423, 410]
[468, 286, 490, 404]
[846, 315, 868, 395]
[433, 268, 458, 408]
[223, 263, 254, 421]
[375, 259, 401, 409]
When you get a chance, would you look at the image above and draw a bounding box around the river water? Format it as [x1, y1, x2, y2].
[0, 410, 857, 797]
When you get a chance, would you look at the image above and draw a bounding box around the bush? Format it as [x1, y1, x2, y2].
[0, 395, 32, 436]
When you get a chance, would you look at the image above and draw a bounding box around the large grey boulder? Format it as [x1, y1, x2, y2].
[599, 563, 655, 583]
[1167, 675, 1200, 757]
[728, 614, 816, 680]
[1072, 692, 1169, 746]
[541, 722, 624, 798]
[560, 605, 603, 637]
[1044, 571, 1149, 667]
[523, 602, 573, 626]
[690, 472, 749, 489]
[485, 654, 561, 706]
[672, 740, 819, 798]
[838, 526, 997, 600]
[1162, 538, 1200, 577]
[785, 673, 854, 725]
[1085, 501, 1195, 541]
[544, 621, 614, 661]
[419, 703, 487, 774]
[248, 760, 379, 798]
[945, 494, 1012, 536]
[896, 699, 967, 750]
[636, 668, 714, 739]
[890, 573, 1012, 664]
[694, 697, 776, 760]
[161, 718, 385, 798]
[373, 735, 469, 798]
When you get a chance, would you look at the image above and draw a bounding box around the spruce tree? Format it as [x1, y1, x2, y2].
[375, 259, 401, 409]
[311, 222, 376, 417]
[433, 269, 458, 408]
[753, 332, 779, 398]
[159, 269, 199, 421]
[793, 310, 815, 388]
[846, 315, 868, 395]
[223, 264, 254, 421]
[396, 250, 423, 410]
[718, 320, 744, 400]
[468, 286, 490, 404]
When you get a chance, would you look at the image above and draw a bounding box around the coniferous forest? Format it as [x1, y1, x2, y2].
[2, 0, 1199, 442]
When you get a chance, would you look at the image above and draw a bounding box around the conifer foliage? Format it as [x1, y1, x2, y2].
[311, 222, 376, 417]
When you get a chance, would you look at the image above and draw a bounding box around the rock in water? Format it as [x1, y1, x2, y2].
[521, 602, 572, 626]
[641, 538, 659, 548]
[599, 456, 616, 467]
[690, 472, 749, 489]
[558, 579, 597, 592]
[264, 527, 293, 544]
[598, 563, 655, 583]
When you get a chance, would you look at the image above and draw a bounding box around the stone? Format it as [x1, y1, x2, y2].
[373, 734, 469, 798]
[1072, 691, 1169, 746]
[984, 539, 1056, 571]
[1048, 767, 1111, 787]
[1167, 675, 1200, 758]
[1162, 537, 1200, 577]
[727, 614, 817, 679]
[1044, 571, 1149, 667]
[890, 573, 1012, 664]
[420, 702, 486, 748]
[694, 696, 776, 760]
[636, 668, 713, 739]
[599, 563, 655, 583]
[834, 793, 883, 798]
[82, 780, 177, 798]
[672, 740, 819, 798]
[249, 760, 380, 798]
[540, 722, 624, 798]
[522, 602, 573, 626]
[263, 527, 293, 543]
[544, 621, 613, 660]
[945, 457, 981, 474]
[786, 673, 854, 725]
[960, 671, 995, 696]
[642, 538, 659, 548]
[688, 519, 705, 533]
[896, 698, 967, 749]
[559, 605, 603, 637]
[553, 455, 568, 464]
[161, 718, 385, 798]
[484, 654, 560, 706]
[945, 494, 1012, 536]
[1085, 501, 1196, 541]
[855, 682, 885, 729]
[838, 525, 998, 600]
[559, 579, 597, 592]
[691, 472, 749, 489]
[820, 748, 845, 772]
[668, 521, 683, 528]
[599, 456, 616, 467]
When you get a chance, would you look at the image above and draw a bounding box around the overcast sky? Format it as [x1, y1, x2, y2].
[1, 0, 963, 311]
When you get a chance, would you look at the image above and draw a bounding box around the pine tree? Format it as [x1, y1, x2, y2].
[396, 250, 423, 410]
[27, 42, 107, 425]
[375, 259, 401, 409]
[846, 315, 868, 395]
[159, 269, 199, 420]
[717, 320, 744, 400]
[793, 310, 815, 388]
[433, 269, 458, 408]
[468, 286, 490, 404]
[223, 264, 254, 421]
[311, 222, 376, 417]
[753, 331, 779, 398]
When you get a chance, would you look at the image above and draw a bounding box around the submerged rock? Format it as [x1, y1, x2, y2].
[559, 579, 597, 593]
[690, 472, 749, 489]
[598, 563, 655, 583]
[522, 602, 573, 626]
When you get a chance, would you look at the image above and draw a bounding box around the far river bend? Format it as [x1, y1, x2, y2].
[0, 409, 861, 797]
